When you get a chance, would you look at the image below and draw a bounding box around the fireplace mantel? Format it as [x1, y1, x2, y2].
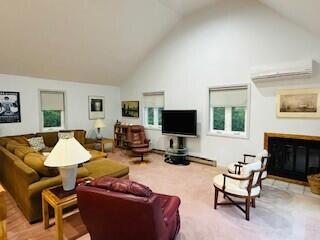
[264, 132, 320, 185]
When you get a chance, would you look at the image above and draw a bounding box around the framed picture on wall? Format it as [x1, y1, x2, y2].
[89, 96, 105, 119]
[0, 91, 21, 123]
[276, 88, 320, 118]
[121, 101, 139, 118]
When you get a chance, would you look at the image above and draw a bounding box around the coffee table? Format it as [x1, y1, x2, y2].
[42, 178, 93, 240]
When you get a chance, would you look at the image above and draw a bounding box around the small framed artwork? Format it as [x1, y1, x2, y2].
[0, 91, 21, 123]
[89, 96, 105, 119]
[276, 88, 320, 118]
[122, 101, 139, 118]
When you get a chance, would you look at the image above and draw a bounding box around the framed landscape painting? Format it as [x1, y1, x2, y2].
[122, 101, 139, 118]
[89, 96, 105, 119]
[276, 88, 320, 118]
[0, 91, 21, 123]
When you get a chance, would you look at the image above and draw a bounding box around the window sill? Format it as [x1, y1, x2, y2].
[144, 126, 162, 131]
[207, 131, 249, 139]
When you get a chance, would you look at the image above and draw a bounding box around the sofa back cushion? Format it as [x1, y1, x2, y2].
[90, 177, 153, 197]
[0, 138, 10, 147]
[14, 146, 36, 160]
[36, 132, 58, 147]
[24, 152, 59, 177]
[6, 140, 21, 153]
[73, 130, 86, 145]
[11, 136, 29, 146]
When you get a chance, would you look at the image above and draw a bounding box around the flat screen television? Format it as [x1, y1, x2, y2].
[162, 110, 197, 137]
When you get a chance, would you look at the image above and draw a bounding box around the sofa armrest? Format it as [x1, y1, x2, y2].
[85, 138, 96, 144]
[28, 167, 89, 197]
[14, 160, 40, 185]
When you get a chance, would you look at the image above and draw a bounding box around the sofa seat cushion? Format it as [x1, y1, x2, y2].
[14, 146, 36, 160]
[84, 158, 129, 179]
[90, 177, 152, 197]
[24, 152, 59, 177]
[213, 174, 260, 196]
[88, 150, 107, 161]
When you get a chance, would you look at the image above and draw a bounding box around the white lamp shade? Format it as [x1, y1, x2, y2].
[44, 137, 91, 167]
[94, 119, 106, 129]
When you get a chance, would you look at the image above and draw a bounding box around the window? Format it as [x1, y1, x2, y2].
[40, 91, 65, 131]
[143, 92, 164, 129]
[209, 86, 249, 137]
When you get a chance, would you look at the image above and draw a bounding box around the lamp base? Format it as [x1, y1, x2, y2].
[96, 128, 103, 140]
[59, 165, 77, 191]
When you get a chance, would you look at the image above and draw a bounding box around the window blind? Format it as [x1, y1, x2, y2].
[40, 91, 65, 111]
[143, 92, 164, 108]
[210, 87, 247, 107]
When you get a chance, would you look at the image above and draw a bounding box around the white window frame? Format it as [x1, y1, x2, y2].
[143, 92, 164, 130]
[39, 90, 66, 132]
[144, 107, 163, 130]
[208, 84, 250, 139]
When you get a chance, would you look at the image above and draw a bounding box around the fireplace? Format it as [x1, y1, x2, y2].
[264, 133, 320, 184]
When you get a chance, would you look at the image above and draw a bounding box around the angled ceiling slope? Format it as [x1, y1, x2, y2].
[0, 0, 180, 85]
[259, 0, 320, 39]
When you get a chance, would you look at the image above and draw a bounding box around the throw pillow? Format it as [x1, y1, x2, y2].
[24, 152, 59, 177]
[28, 137, 46, 151]
[239, 161, 262, 189]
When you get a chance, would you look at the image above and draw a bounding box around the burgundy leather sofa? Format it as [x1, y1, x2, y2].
[76, 177, 181, 240]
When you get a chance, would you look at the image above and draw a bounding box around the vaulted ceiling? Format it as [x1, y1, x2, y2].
[0, 0, 319, 86]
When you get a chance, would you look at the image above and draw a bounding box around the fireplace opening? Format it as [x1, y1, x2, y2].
[265, 133, 320, 183]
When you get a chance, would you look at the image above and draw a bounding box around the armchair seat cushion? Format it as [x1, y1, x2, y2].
[213, 174, 260, 196]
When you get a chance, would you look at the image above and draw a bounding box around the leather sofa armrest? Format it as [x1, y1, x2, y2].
[158, 194, 180, 222]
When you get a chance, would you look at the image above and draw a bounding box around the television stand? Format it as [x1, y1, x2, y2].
[164, 137, 190, 165]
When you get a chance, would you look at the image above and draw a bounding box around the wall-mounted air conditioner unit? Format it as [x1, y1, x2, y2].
[251, 59, 313, 82]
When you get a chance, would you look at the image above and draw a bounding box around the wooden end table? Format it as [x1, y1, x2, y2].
[42, 178, 92, 240]
[96, 138, 115, 153]
[0, 184, 6, 240]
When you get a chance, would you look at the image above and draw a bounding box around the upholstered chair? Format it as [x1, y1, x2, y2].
[76, 177, 181, 240]
[213, 161, 265, 221]
[227, 150, 270, 187]
[126, 125, 150, 149]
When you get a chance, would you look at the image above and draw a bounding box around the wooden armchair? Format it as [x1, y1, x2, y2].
[213, 161, 265, 221]
[228, 151, 271, 188]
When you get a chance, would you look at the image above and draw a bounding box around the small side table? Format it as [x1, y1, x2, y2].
[96, 138, 115, 153]
[42, 178, 92, 240]
[0, 184, 7, 240]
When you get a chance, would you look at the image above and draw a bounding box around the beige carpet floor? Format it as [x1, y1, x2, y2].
[6, 149, 320, 240]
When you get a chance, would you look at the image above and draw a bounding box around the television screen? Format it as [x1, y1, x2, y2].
[162, 110, 197, 137]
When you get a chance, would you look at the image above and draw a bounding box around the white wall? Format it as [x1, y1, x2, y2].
[120, 0, 320, 166]
[0, 74, 121, 138]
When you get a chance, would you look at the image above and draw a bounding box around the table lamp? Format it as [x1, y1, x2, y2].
[94, 119, 106, 140]
[44, 137, 91, 191]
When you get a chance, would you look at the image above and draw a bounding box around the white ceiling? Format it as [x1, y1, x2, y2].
[159, 0, 219, 16]
[0, 0, 319, 85]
